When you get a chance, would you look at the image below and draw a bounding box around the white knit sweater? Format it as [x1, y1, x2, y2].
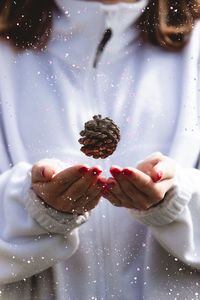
[0, 0, 200, 299]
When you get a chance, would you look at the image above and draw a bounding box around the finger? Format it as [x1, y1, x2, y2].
[103, 190, 122, 207]
[111, 166, 153, 197]
[105, 190, 134, 208]
[73, 179, 102, 212]
[150, 160, 176, 182]
[96, 176, 108, 191]
[104, 179, 134, 208]
[110, 171, 147, 198]
[70, 194, 90, 214]
[108, 177, 154, 210]
[59, 167, 102, 201]
[121, 167, 175, 205]
[147, 178, 174, 204]
[32, 165, 55, 183]
[53, 165, 90, 187]
[83, 193, 101, 212]
[32, 159, 67, 183]
[137, 152, 164, 165]
[136, 152, 164, 176]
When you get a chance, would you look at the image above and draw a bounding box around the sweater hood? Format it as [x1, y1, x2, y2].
[48, 0, 148, 69]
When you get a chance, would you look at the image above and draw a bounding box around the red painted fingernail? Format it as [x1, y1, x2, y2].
[110, 168, 121, 176]
[40, 168, 45, 177]
[92, 167, 102, 176]
[122, 168, 133, 176]
[153, 171, 163, 182]
[79, 166, 90, 174]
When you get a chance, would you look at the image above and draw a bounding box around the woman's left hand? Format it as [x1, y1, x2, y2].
[102, 153, 176, 210]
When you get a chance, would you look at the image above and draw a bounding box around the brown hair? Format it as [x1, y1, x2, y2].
[0, 0, 200, 51]
[138, 0, 200, 50]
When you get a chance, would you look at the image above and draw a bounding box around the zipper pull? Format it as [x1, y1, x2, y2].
[93, 28, 113, 68]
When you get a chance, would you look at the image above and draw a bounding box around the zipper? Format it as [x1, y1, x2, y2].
[93, 28, 113, 68]
[85, 13, 114, 298]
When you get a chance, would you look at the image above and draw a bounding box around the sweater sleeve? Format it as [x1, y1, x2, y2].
[0, 162, 89, 284]
[130, 164, 200, 269]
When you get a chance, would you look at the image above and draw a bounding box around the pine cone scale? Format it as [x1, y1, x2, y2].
[79, 115, 120, 159]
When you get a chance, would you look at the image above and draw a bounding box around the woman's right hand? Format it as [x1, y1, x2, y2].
[31, 160, 103, 214]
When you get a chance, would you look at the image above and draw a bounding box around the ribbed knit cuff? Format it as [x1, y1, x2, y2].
[130, 166, 193, 226]
[22, 167, 90, 235]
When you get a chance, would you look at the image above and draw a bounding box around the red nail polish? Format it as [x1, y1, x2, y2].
[122, 168, 133, 176]
[92, 167, 102, 176]
[79, 166, 89, 174]
[154, 171, 163, 182]
[110, 168, 121, 176]
[40, 168, 45, 177]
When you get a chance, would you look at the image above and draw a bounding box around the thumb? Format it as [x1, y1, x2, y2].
[150, 160, 176, 182]
[32, 165, 55, 183]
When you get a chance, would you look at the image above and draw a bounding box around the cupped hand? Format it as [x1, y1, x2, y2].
[101, 152, 176, 210]
[31, 160, 103, 214]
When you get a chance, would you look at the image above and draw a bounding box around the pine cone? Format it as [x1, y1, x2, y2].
[78, 115, 120, 159]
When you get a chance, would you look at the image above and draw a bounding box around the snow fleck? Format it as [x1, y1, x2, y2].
[174, 257, 178, 261]
[64, 10, 70, 17]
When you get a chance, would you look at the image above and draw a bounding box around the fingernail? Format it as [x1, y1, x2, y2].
[40, 168, 45, 177]
[122, 168, 133, 176]
[79, 166, 90, 174]
[92, 167, 102, 176]
[153, 171, 163, 182]
[110, 167, 121, 176]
